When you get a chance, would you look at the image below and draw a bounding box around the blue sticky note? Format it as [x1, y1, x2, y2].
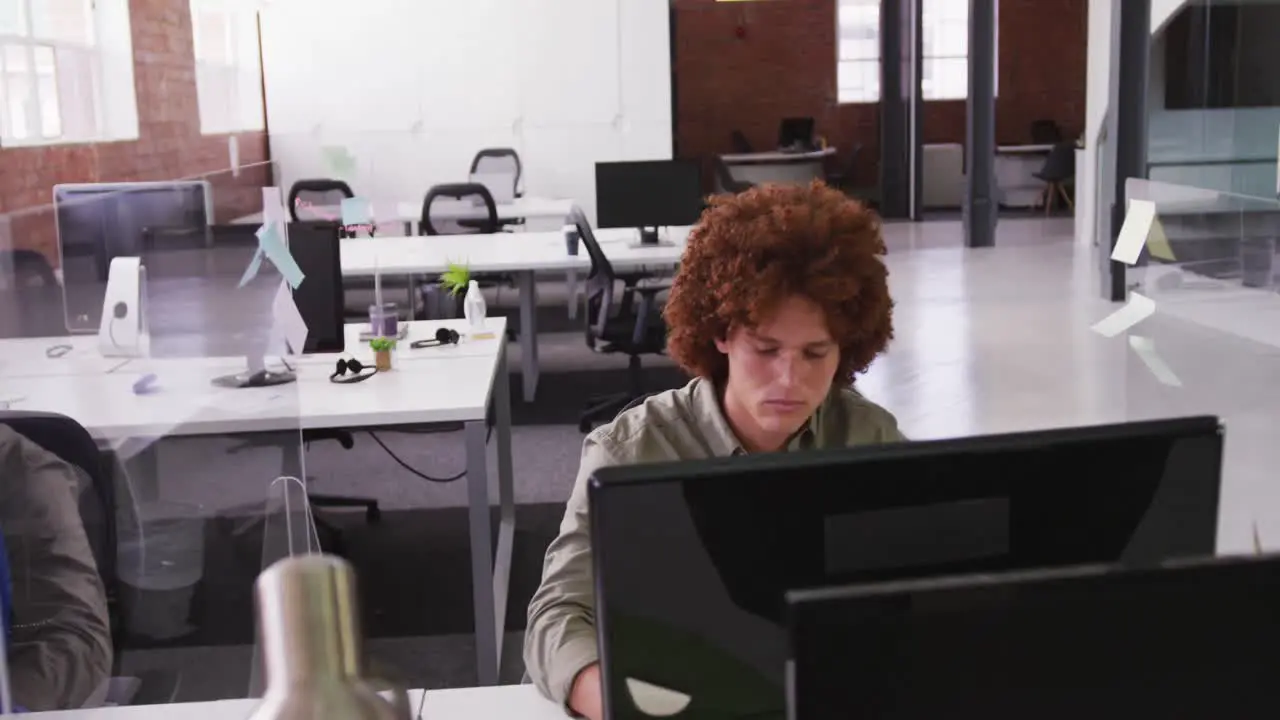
[256, 224, 306, 289]
[341, 197, 371, 226]
[238, 248, 264, 288]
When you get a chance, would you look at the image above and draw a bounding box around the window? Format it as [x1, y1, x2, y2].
[836, 0, 998, 104]
[190, 0, 265, 134]
[0, 0, 136, 145]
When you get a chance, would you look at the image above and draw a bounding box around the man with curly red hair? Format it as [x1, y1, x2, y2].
[525, 182, 905, 719]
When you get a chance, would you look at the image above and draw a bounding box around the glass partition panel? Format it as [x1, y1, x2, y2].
[0, 163, 311, 709]
[1124, 178, 1280, 556]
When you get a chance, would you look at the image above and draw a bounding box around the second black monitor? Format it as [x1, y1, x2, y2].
[595, 160, 704, 244]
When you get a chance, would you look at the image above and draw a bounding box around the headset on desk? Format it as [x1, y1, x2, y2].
[330, 358, 377, 384]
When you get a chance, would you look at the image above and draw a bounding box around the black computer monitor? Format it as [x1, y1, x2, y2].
[787, 553, 1280, 720]
[587, 416, 1223, 720]
[54, 181, 212, 332]
[595, 160, 704, 245]
[287, 221, 345, 354]
[778, 117, 815, 150]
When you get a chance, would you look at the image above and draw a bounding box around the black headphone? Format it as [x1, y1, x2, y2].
[410, 327, 460, 350]
[329, 357, 377, 384]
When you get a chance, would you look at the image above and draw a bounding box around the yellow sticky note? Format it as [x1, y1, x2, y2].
[1146, 215, 1176, 262]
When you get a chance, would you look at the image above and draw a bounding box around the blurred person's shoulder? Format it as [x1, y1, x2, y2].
[821, 385, 907, 445]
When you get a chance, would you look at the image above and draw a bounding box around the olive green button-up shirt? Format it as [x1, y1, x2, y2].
[523, 377, 906, 712]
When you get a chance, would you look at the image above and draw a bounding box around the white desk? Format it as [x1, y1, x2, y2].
[0, 320, 516, 687]
[233, 196, 575, 234]
[0, 335, 129, 379]
[720, 147, 836, 188]
[31, 685, 564, 719]
[340, 227, 690, 402]
[995, 144, 1055, 208]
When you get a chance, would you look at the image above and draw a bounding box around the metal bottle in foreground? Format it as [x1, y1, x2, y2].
[246, 555, 412, 720]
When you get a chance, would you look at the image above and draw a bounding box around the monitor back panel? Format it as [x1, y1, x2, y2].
[588, 417, 1223, 720]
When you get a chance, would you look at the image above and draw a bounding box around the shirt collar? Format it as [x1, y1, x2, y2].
[692, 378, 825, 456]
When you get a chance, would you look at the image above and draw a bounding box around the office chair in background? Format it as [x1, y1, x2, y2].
[419, 183, 512, 327]
[0, 411, 180, 707]
[1034, 141, 1077, 215]
[714, 157, 754, 194]
[468, 148, 524, 230]
[824, 143, 863, 192]
[287, 179, 357, 232]
[569, 206, 670, 432]
[0, 250, 65, 339]
[730, 130, 753, 154]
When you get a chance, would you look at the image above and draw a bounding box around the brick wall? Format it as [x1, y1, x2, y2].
[0, 0, 269, 268]
[673, 0, 1087, 189]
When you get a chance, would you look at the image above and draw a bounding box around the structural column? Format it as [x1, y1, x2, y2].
[880, 0, 921, 219]
[964, 0, 997, 247]
[1100, 0, 1151, 301]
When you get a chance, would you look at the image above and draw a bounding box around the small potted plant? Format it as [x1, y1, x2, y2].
[369, 336, 396, 371]
[439, 262, 471, 317]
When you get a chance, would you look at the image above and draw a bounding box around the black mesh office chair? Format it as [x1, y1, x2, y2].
[714, 157, 754, 194]
[1034, 142, 1077, 215]
[287, 179, 357, 231]
[825, 143, 863, 192]
[469, 148, 523, 199]
[468, 148, 524, 230]
[570, 206, 670, 432]
[421, 183, 500, 236]
[730, 130, 753, 154]
[0, 411, 180, 706]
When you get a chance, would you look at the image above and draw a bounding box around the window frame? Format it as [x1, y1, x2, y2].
[835, 0, 999, 106]
[189, 0, 265, 135]
[0, 0, 100, 147]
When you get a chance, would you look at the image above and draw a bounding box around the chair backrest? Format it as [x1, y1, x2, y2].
[1039, 141, 1077, 181]
[469, 148, 523, 198]
[730, 130, 753, 154]
[421, 183, 499, 235]
[569, 205, 618, 346]
[714, 157, 752, 194]
[0, 411, 115, 590]
[288, 179, 354, 223]
[1030, 119, 1064, 145]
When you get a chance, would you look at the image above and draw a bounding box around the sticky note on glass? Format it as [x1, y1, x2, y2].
[263, 186, 286, 224]
[257, 223, 306, 289]
[321, 145, 357, 180]
[1090, 291, 1155, 337]
[272, 280, 309, 355]
[238, 248, 265, 288]
[1129, 335, 1182, 387]
[341, 197, 371, 226]
[1111, 199, 1157, 265]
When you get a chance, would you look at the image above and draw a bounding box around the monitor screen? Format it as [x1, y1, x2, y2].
[778, 117, 815, 149]
[55, 182, 211, 332]
[787, 554, 1280, 720]
[587, 416, 1223, 720]
[595, 160, 704, 231]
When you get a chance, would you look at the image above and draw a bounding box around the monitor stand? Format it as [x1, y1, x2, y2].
[211, 352, 297, 389]
[631, 226, 674, 249]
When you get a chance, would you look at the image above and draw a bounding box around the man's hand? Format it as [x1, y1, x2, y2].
[568, 663, 603, 720]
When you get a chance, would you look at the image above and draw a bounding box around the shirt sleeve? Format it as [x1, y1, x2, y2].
[523, 433, 618, 714]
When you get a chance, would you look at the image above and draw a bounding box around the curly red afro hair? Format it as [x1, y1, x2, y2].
[663, 181, 893, 385]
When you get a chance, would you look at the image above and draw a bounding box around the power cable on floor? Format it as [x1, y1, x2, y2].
[365, 424, 495, 483]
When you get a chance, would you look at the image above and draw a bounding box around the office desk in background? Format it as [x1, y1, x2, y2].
[233, 196, 575, 234]
[32, 685, 567, 719]
[996, 144, 1054, 209]
[719, 147, 837, 189]
[0, 319, 516, 687]
[341, 227, 690, 402]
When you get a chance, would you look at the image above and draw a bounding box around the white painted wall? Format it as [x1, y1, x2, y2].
[258, 0, 672, 224]
[1077, 0, 1114, 247]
